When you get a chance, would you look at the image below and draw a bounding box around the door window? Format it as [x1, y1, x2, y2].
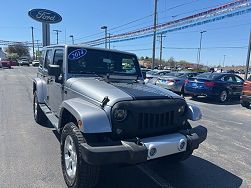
[222, 75, 234, 82]
[44, 50, 53, 70]
[234, 75, 244, 83]
[53, 49, 64, 66]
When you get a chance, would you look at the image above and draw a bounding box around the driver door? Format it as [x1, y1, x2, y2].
[47, 49, 64, 116]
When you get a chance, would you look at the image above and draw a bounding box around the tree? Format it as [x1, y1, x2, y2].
[167, 57, 176, 68]
[5, 43, 29, 58]
[6, 53, 19, 61]
[36, 50, 42, 59]
[139, 56, 145, 60]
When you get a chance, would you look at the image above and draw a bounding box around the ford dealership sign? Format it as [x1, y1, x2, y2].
[28, 9, 62, 24]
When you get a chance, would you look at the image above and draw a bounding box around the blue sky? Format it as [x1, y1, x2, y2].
[0, 0, 250, 66]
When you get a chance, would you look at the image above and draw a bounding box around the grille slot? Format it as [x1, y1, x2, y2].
[138, 111, 175, 130]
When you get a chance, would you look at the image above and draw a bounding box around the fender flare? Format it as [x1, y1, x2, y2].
[59, 98, 112, 133]
[187, 104, 202, 121]
[33, 78, 47, 103]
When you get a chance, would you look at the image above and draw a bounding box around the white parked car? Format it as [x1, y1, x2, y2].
[32, 60, 40, 67]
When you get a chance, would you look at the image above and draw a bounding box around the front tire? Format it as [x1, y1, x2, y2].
[61, 123, 100, 188]
[241, 101, 250, 108]
[33, 92, 46, 124]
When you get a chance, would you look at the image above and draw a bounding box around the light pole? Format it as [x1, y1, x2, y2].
[245, 30, 251, 80]
[108, 33, 111, 49]
[101, 26, 108, 49]
[157, 33, 166, 65]
[69, 35, 74, 45]
[31, 26, 35, 60]
[53, 29, 62, 44]
[223, 55, 226, 68]
[197, 31, 206, 69]
[35, 40, 40, 60]
[152, 0, 158, 70]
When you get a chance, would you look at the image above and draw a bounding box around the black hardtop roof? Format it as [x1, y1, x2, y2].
[42, 44, 137, 56]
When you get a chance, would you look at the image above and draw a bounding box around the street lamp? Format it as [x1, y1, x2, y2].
[101, 26, 108, 49]
[197, 31, 206, 69]
[69, 35, 74, 45]
[53, 30, 62, 44]
[223, 55, 226, 68]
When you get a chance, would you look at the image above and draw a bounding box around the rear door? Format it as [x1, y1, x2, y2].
[221, 75, 243, 96]
[233, 75, 244, 95]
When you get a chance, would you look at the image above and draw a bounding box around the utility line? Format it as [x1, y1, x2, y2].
[124, 46, 248, 52]
[73, 0, 201, 42]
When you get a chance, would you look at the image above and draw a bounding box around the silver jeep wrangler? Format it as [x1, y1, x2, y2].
[33, 45, 207, 188]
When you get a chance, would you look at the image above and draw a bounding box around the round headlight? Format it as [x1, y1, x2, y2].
[113, 108, 127, 121]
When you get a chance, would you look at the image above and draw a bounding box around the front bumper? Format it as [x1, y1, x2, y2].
[80, 125, 207, 165]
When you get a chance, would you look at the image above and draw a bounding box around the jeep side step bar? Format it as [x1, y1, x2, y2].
[40, 104, 59, 131]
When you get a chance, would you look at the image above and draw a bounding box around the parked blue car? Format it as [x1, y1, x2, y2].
[184, 72, 244, 103]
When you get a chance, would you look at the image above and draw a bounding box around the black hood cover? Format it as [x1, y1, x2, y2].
[111, 82, 180, 100]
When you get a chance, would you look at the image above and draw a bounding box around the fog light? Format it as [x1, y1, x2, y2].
[178, 139, 186, 151]
[178, 106, 185, 113]
[149, 147, 157, 157]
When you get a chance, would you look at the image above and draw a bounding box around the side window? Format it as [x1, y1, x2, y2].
[222, 75, 234, 82]
[39, 50, 45, 68]
[53, 49, 64, 66]
[44, 50, 53, 69]
[235, 76, 244, 83]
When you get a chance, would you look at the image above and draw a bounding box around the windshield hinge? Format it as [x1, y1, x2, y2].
[101, 96, 110, 108]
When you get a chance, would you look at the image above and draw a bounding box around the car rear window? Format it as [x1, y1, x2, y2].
[196, 73, 221, 80]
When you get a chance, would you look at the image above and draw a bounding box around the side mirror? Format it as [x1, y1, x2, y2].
[48, 64, 61, 77]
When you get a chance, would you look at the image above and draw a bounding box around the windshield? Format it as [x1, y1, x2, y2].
[67, 47, 141, 77]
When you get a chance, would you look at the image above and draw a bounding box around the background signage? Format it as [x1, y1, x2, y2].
[28, 9, 62, 24]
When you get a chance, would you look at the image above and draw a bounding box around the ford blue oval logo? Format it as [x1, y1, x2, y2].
[68, 49, 87, 60]
[28, 9, 62, 24]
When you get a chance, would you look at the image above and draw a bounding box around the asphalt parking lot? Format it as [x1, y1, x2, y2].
[0, 66, 250, 188]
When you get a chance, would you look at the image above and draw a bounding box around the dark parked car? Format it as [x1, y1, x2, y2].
[10, 60, 19, 66]
[0, 61, 11, 69]
[240, 75, 251, 108]
[150, 72, 199, 94]
[184, 72, 244, 103]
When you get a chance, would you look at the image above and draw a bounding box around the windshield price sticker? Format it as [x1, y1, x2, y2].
[68, 49, 87, 60]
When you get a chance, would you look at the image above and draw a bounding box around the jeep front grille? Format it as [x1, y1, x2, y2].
[111, 99, 187, 140]
[137, 111, 174, 130]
